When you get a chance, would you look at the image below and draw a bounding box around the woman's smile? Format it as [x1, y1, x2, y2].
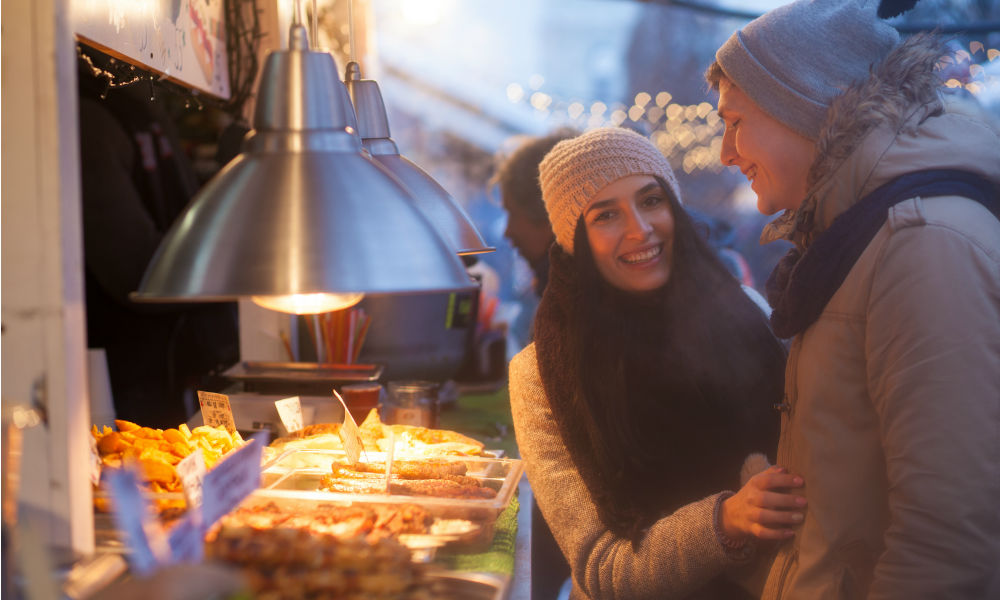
[619, 243, 663, 265]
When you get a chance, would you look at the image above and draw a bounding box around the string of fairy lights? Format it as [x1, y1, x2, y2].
[506, 41, 1000, 175]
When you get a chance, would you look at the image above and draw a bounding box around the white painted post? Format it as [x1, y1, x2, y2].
[2, 0, 94, 554]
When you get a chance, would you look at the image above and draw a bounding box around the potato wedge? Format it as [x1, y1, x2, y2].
[115, 419, 141, 432]
[96, 431, 126, 455]
[138, 457, 177, 485]
[162, 429, 185, 445]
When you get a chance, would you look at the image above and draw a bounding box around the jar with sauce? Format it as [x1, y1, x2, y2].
[339, 382, 383, 423]
[384, 381, 439, 428]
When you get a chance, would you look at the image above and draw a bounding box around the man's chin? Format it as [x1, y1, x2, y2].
[757, 197, 781, 216]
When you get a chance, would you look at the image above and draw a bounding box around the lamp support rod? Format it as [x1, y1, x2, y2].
[348, 0, 357, 65]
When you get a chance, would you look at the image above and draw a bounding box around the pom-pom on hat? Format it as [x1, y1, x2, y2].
[539, 127, 681, 254]
[715, 0, 912, 140]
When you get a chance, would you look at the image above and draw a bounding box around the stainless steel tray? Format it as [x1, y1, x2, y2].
[222, 360, 383, 384]
[426, 570, 508, 600]
[257, 449, 523, 524]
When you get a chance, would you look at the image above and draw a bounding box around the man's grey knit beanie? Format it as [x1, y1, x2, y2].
[716, 0, 902, 140]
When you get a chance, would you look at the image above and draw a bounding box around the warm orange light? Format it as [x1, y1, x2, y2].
[251, 292, 364, 315]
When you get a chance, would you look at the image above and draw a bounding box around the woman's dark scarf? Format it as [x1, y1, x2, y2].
[534, 216, 785, 543]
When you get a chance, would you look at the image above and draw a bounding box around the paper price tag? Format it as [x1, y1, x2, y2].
[104, 467, 170, 575]
[333, 389, 363, 465]
[89, 434, 103, 487]
[166, 514, 204, 564]
[201, 434, 265, 527]
[275, 396, 304, 434]
[197, 390, 236, 433]
[177, 449, 206, 512]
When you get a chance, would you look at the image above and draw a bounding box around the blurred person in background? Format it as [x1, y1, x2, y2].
[493, 129, 577, 599]
[509, 127, 805, 599]
[706, 0, 1000, 596]
[78, 47, 240, 429]
[494, 129, 578, 298]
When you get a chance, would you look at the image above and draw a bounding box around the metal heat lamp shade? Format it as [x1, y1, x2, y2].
[134, 24, 474, 305]
[344, 62, 494, 256]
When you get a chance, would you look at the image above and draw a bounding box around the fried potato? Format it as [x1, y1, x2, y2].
[92, 419, 246, 512]
[169, 442, 192, 458]
[138, 457, 178, 485]
[101, 455, 123, 469]
[135, 427, 161, 439]
[140, 447, 182, 466]
[162, 429, 185, 445]
[96, 431, 126, 455]
[132, 438, 161, 451]
[115, 419, 141, 432]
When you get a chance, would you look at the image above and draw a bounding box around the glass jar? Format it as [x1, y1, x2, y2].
[339, 382, 382, 423]
[384, 381, 439, 428]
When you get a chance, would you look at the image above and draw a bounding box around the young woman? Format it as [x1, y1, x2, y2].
[509, 127, 806, 599]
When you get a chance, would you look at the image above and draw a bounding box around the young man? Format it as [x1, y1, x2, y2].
[495, 130, 577, 297]
[706, 0, 1000, 598]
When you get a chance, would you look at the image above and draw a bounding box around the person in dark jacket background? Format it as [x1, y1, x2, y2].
[78, 47, 239, 429]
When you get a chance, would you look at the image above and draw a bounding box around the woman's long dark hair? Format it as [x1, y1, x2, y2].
[535, 178, 785, 542]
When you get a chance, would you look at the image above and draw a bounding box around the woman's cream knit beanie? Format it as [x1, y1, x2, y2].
[539, 127, 681, 254]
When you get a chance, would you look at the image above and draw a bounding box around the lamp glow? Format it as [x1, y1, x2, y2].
[252, 292, 364, 315]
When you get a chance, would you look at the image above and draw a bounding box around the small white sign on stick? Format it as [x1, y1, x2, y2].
[332, 389, 364, 465]
[275, 396, 304, 434]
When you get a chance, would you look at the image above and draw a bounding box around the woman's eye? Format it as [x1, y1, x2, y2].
[728, 119, 740, 130]
[642, 195, 664, 208]
[592, 210, 615, 223]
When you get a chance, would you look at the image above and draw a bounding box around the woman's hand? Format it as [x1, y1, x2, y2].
[721, 465, 806, 541]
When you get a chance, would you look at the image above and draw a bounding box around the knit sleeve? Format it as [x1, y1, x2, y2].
[509, 344, 748, 599]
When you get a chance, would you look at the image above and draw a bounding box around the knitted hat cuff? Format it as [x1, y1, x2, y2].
[717, 31, 829, 141]
[538, 128, 681, 254]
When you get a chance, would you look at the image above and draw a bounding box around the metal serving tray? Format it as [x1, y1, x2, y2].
[256, 449, 522, 524]
[426, 570, 508, 600]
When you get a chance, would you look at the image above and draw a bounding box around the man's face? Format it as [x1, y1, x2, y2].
[503, 200, 554, 266]
[717, 78, 816, 215]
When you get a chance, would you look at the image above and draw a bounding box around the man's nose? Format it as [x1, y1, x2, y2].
[720, 130, 738, 166]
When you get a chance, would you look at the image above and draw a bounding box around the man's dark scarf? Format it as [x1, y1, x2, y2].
[767, 169, 1000, 339]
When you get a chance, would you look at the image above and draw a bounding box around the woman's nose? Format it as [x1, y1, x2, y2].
[624, 210, 653, 239]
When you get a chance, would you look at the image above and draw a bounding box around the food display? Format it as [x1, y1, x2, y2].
[91, 399, 519, 590]
[320, 459, 498, 500]
[216, 499, 480, 549]
[91, 419, 246, 517]
[265, 409, 486, 465]
[258, 449, 521, 527]
[205, 520, 431, 600]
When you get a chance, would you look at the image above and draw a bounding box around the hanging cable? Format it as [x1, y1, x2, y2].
[311, 0, 319, 50]
[348, 0, 357, 65]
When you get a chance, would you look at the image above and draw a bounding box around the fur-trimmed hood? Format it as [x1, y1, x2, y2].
[762, 33, 1000, 248]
